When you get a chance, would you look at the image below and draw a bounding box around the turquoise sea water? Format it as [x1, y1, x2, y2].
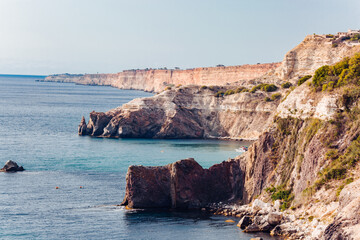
[0, 75, 276, 239]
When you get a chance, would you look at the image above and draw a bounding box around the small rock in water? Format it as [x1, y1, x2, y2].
[0, 160, 24, 172]
[225, 219, 235, 223]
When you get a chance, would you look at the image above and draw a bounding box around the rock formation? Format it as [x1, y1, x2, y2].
[78, 86, 279, 140]
[272, 34, 360, 82]
[1, 160, 24, 172]
[44, 63, 280, 93]
[121, 158, 245, 209]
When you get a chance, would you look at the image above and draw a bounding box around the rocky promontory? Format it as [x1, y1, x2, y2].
[121, 158, 244, 209]
[78, 85, 280, 140]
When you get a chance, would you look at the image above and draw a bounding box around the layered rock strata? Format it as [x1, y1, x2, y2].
[272, 34, 360, 82]
[45, 63, 280, 93]
[78, 86, 279, 140]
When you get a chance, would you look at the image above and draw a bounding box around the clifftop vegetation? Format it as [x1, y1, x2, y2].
[311, 53, 360, 91]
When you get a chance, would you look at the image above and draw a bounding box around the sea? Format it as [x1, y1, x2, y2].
[0, 75, 278, 240]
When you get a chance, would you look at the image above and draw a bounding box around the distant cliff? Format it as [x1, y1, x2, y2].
[45, 63, 280, 93]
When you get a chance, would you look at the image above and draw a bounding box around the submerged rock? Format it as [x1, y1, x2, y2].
[1, 160, 24, 172]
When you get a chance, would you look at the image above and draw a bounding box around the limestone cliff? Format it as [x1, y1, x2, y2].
[45, 63, 279, 93]
[272, 34, 360, 82]
[79, 85, 280, 140]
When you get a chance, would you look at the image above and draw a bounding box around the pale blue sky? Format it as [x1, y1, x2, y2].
[0, 0, 359, 75]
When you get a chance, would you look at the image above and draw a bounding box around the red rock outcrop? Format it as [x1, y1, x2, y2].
[121, 158, 245, 209]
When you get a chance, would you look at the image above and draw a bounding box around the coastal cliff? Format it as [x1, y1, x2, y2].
[45, 63, 279, 93]
[272, 34, 360, 82]
[118, 47, 360, 238]
[79, 85, 280, 140]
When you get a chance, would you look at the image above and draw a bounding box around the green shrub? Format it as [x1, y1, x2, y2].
[313, 66, 331, 87]
[271, 190, 291, 201]
[250, 83, 278, 93]
[209, 86, 215, 91]
[200, 85, 207, 89]
[271, 93, 282, 101]
[224, 89, 235, 96]
[310, 53, 360, 91]
[281, 82, 292, 88]
[164, 86, 172, 91]
[215, 91, 224, 97]
[264, 97, 271, 102]
[263, 84, 278, 92]
[341, 87, 360, 109]
[297, 75, 312, 86]
[325, 168, 347, 180]
[235, 87, 248, 93]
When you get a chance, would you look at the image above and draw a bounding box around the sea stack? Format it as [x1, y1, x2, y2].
[1, 160, 25, 172]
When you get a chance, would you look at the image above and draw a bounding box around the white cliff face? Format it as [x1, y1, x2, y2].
[276, 84, 340, 120]
[83, 86, 281, 140]
[273, 35, 360, 82]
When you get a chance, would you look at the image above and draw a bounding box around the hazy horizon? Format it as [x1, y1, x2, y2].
[0, 0, 359, 75]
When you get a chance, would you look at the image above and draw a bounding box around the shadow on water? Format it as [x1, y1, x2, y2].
[123, 209, 282, 240]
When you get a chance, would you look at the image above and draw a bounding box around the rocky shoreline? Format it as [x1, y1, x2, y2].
[205, 200, 327, 239]
[72, 32, 360, 239]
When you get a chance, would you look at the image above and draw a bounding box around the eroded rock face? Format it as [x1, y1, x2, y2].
[273, 34, 360, 81]
[121, 158, 245, 209]
[324, 179, 360, 240]
[45, 63, 280, 93]
[78, 86, 279, 140]
[1, 160, 24, 172]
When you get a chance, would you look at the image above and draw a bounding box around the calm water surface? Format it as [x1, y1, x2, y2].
[0, 75, 276, 239]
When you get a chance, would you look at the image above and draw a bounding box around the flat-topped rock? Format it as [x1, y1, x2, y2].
[121, 158, 245, 209]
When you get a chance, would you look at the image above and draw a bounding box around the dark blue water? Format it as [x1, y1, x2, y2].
[0, 75, 275, 239]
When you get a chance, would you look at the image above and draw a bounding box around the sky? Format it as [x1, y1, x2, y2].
[0, 0, 359, 75]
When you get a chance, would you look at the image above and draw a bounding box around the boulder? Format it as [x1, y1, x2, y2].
[244, 223, 261, 232]
[270, 223, 298, 236]
[78, 116, 88, 135]
[252, 199, 271, 213]
[1, 160, 24, 172]
[268, 212, 283, 226]
[237, 215, 253, 229]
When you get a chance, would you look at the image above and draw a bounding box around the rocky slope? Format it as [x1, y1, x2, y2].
[79, 85, 280, 140]
[44, 63, 279, 93]
[120, 50, 360, 239]
[272, 34, 360, 82]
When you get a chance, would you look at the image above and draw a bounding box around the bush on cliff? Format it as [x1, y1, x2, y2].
[311, 53, 360, 91]
[271, 93, 282, 101]
[215, 91, 224, 97]
[224, 89, 235, 96]
[281, 82, 292, 88]
[297, 75, 312, 86]
[250, 83, 278, 93]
